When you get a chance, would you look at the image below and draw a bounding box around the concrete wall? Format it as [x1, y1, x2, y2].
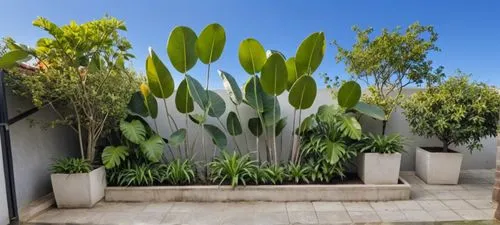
[153, 88, 497, 171]
[6, 89, 79, 210]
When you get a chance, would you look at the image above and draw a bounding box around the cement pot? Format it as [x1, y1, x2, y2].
[357, 152, 401, 184]
[51, 166, 106, 208]
[415, 147, 463, 184]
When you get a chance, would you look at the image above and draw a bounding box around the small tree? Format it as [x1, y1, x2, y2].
[402, 75, 500, 152]
[0, 16, 139, 162]
[333, 22, 444, 134]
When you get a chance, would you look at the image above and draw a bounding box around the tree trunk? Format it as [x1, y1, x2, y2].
[382, 120, 387, 135]
[443, 142, 448, 152]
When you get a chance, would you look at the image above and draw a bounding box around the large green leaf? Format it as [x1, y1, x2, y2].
[262, 96, 280, 127]
[128, 91, 149, 117]
[288, 76, 317, 110]
[266, 50, 286, 59]
[298, 115, 316, 134]
[317, 104, 340, 122]
[145, 94, 158, 119]
[275, 117, 287, 136]
[168, 129, 187, 147]
[226, 111, 242, 136]
[195, 23, 226, 64]
[295, 32, 326, 76]
[338, 81, 361, 109]
[243, 76, 264, 112]
[175, 79, 194, 114]
[185, 75, 208, 109]
[102, 146, 129, 169]
[325, 141, 344, 164]
[207, 91, 226, 118]
[146, 48, 175, 98]
[238, 38, 266, 75]
[285, 57, 298, 90]
[119, 120, 146, 144]
[337, 116, 362, 140]
[0, 50, 29, 69]
[204, 124, 227, 149]
[218, 70, 242, 105]
[167, 26, 198, 73]
[248, 117, 263, 137]
[260, 53, 288, 95]
[88, 55, 103, 73]
[189, 113, 206, 125]
[353, 102, 385, 120]
[140, 135, 165, 162]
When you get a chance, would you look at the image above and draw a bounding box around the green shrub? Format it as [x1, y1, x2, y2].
[356, 133, 406, 154]
[402, 76, 500, 152]
[209, 151, 257, 187]
[157, 159, 196, 185]
[258, 164, 286, 185]
[51, 158, 92, 174]
[286, 163, 310, 184]
[117, 162, 158, 186]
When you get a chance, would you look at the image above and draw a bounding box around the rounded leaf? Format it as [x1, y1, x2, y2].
[140, 135, 165, 162]
[207, 90, 226, 118]
[128, 91, 149, 117]
[295, 32, 326, 76]
[204, 124, 227, 149]
[262, 96, 280, 127]
[226, 111, 242, 136]
[175, 79, 194, 114]
[275, 117, 287, 136]
[338, 81, 361, 109]
[145, 93, 158, 119]
[189, 113, 206, 125]
[119, 120, 146, 144]
[218, 70, 242, 105]
[146, 48, 175, 98]
[248, 117, 263, 137]
[288, 76, 317, 110]
[238, 38, 266, 75]
[243, 76, 264, 112]
[167, 26, 198, 73]
[285, 57, 298, 90]
[0, 50, 29, 69]
[353, 102, 385, 120]
[196, 23, 226, 64]
[168, 129, 187, 148]
[260, 53, 288, 95]
[185, 75, 208, 109]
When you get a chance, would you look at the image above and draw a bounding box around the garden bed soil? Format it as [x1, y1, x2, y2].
[420, 147, 460, 153]
[105, 176, 410, 202]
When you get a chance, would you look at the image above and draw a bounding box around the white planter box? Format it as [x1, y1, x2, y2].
[415, 147, 463, 184]
[51, 166, 106, 208]
[357, 153, 401, 184]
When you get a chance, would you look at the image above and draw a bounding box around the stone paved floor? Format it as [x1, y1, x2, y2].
[28, 170, 497, 225]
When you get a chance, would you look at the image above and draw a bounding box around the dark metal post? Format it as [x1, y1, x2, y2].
[0, 70, 19, 222]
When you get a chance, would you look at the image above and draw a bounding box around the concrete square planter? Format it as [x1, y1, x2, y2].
[357, 152, 401, 184]
[415, 147, 463, 184]
[51, 166, 106, 208]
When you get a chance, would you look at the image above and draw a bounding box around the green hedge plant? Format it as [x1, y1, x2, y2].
[356, 133, 406, 154]
[402, 76, 500, 152]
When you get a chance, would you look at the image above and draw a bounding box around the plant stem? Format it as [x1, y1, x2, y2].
[217, 118, 242, 154]
[289, 109, 297, 162]
[235, 105, 249, 154]
[272, 95, 277, 165]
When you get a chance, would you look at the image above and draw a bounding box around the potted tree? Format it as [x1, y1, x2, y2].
[356, 133, 405, 184]
[0, 17, 138, 207]
[402, 76, 500, 184]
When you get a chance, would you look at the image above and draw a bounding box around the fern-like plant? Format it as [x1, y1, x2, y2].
[286, 163, 310, 184]
[209, 151, 257, 187]
[357, 133, 406, 154]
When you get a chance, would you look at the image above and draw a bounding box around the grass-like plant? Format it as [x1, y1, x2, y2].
[357, 133, 406, 154]
[117, 163, 158, 186]
[209, 151, 257, 187]
[286, 163, 310, 184]
[51, 158, 92, 174]
[157, 159, 196, 185]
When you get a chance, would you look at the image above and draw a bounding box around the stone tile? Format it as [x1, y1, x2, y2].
[342, 202, 373, 212]
[161, 212, 191, 225]
[58, 211, 104, 224]
[401, 210, 435, 222]
[348, 211, 380, 223]
[427, 210, 462, 221]
[286, 201, 314, 211]
[29, 209, 63, 223]
[461, 184, 492, 190]
[370, 201, 399, 211]
[287, 211, 318, 224]
[164, 212, 222, 225]
[450, 190, 480, 200]
[312, 202, 345, 211]
[441, 199, 475, 210]
[417, 200, 449, 211]
[421, 184, 465, 191]
[395, 200, 423, 210]
[453, 209, 490, 220]
[224, 202, 257, 213]
[98, 212, 135, 225]
[132, 212, 166, 224]
[254, 202, 287, 213]
[169, 202, 202, 213]
[143, 203, 174, 213]
[90, 202, 147, 212]
[254, 212, 289, 224]
[411, 190, 437, 200]
[219, 211, 254, 225]
[466, 199, 495, 209]
[316, 211, 351, 224]
[481, 208, 495, 218]
[430, 191, 460, 200]
[375, 210, 406, 222]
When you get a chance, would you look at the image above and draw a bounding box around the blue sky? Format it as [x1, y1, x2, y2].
[1, 0, 499, 88]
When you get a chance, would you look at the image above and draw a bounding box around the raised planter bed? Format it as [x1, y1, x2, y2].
[105, 177, 411, 202]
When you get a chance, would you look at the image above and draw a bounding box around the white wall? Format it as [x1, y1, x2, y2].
[6, 89, 79, 210]
[152, 88, 497, 171]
